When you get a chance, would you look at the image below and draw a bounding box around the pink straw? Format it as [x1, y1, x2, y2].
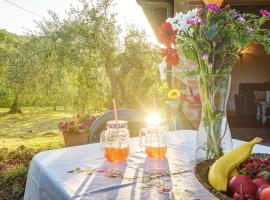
[113, 99, 118, 122]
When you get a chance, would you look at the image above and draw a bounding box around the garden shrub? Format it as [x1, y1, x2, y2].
[0, 146, 37, 200]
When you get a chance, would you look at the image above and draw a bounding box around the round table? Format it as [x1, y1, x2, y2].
[24, 130, 269, 200]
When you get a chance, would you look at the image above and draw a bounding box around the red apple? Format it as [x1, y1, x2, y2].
[229, 175, 257, 196]
[260, 186, 270, 200]
[253, 178, 269, 188]
[244, 194, 256, 200]
[257, 185, 270, 200]
[233, 193, 246, 200]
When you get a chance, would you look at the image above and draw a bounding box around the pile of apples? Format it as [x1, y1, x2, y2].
[229, 154, 270, 200]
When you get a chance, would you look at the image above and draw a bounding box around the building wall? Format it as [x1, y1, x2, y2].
[174, 0, 203, 13]
[228, 54, 270, 110]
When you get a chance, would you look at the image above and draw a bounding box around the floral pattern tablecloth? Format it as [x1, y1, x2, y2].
[24, 130, 269, 200]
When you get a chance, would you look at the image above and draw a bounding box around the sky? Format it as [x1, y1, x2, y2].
[0, 0, 157, 43]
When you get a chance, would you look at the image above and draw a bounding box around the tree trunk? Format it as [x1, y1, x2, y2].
[8, 96, 22, 114]
[53, 103, 57, 111]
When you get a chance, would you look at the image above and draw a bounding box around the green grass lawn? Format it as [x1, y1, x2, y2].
[0, 107, 75, 150]
[0, 107, 84, 199]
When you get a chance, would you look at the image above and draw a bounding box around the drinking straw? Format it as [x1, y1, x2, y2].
[113, 99, 120, 138]
[113, 99, 118, 122]
[152, 98, 161, 147]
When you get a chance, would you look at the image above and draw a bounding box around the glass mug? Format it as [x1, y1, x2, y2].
[139, 126, 167, 158]
[100, 120, 129, 162]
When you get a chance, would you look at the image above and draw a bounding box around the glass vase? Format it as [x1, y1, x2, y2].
[195, 75, 233, 162]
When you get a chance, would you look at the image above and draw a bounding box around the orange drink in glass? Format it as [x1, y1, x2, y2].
[100, 120, 129, 162]
[104, 146, 129, 162]
[139, 126, 167, 158]
[145, 146, 167, 158]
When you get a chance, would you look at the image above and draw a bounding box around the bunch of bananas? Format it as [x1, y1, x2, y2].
[208, 137, 263, 191]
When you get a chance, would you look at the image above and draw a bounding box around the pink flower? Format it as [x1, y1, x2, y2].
[186, 17, 200, 25]
[201, 54, 208, 60]
[158, 186, 171, 194]
[69, 120, 76, 126]
[77, 113, 81, 118]
[59, 121, 67, 130]
[82, 122, 88, 128]
[260, 9, 270, 20]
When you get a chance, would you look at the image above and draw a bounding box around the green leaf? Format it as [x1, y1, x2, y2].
[183, 48, 196, 60]
[257, 171, 270, 181]
[173, 69, 198, 79]
[215, 43, 224, 54]
[207, 25, 219, 41]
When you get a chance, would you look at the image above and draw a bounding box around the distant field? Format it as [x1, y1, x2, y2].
[0, 107, 75, 150]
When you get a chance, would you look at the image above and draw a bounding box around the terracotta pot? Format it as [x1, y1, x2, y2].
[62, 130, 89, 147]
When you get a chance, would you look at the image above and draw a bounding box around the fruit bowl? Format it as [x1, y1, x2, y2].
[194, 153, 269, 200]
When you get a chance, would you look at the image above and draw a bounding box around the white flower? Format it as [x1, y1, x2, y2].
[166, 8, 200, 33]
[159, 61, 167, 81]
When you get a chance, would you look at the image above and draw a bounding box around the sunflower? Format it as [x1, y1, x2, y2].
[168, 89, 180, 100]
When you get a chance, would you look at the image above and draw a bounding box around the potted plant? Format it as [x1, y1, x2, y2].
[59, 114, 96, 147]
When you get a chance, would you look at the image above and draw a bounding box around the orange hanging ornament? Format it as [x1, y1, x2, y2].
[203, 0, 224, 7]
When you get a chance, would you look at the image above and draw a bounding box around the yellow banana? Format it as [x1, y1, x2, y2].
[228, 168, 239, 180]
[208, 137, 263, 192]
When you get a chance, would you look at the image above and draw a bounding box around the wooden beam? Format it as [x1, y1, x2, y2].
[225, 0, 270, 5]
[138, 1, 173, 17]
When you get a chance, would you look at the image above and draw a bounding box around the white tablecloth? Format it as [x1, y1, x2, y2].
[24, 130, 269, 200]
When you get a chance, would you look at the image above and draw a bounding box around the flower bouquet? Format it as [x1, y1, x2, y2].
[159, 1, 270, 161]
[59, 114, 96, 147]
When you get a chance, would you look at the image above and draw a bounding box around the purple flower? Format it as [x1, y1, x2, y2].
[206, 4, 221, 13]
[230, 10, 239, 18]
[186, 17, 201, 25]
[201, 54, 208, 60]
[260, 9, 270, 20]
[237, 16, 246, 23]
[77, 113, 81, 118]
[246, 26, 253, 35]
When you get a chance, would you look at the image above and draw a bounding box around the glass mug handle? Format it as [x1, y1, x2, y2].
[100, 130, 107, 150]
[139, 128, 147, 148]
